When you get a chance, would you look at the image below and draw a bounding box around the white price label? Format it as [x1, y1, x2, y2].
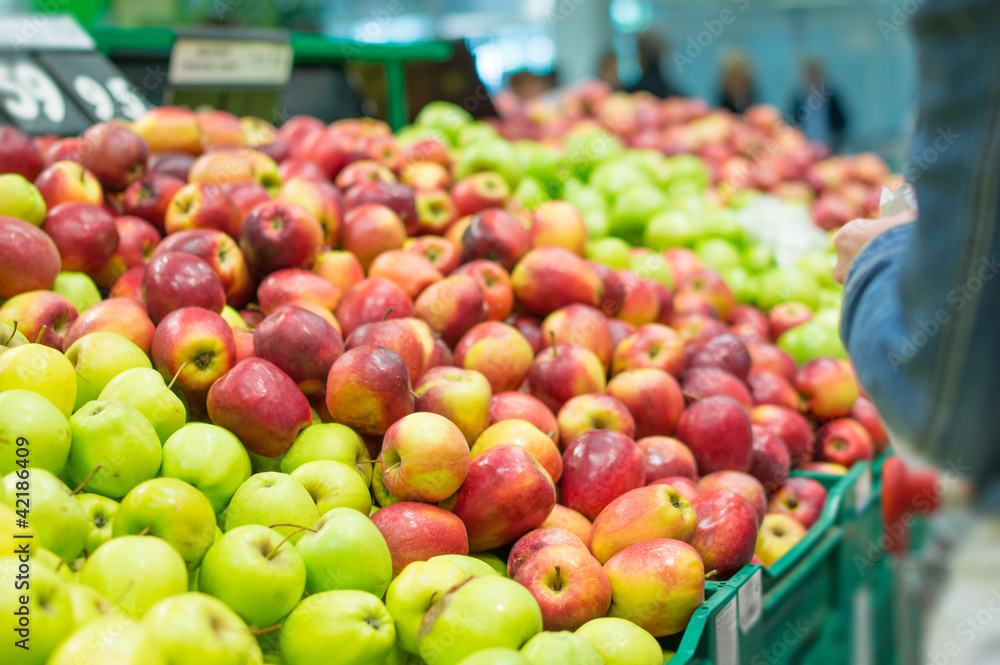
[738, 568, 763, 633]
[852, 583, 873, 665]
[855, 466, 873, 514]
[106, 76, 147, 120]
[73, 74, 114, 121]
[714, 598, 739, 665]
[0, 60, 65, 123]
[169, 39, 293, 86]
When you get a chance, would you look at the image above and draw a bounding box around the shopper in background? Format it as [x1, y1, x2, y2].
[598, 49, 622, 91]
[832, 0, 1000, 662]
[626, 31, 682, 99]
[791, 59, 847, 152]
[717, 51, 757, 114]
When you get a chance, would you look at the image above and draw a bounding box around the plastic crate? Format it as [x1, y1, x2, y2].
[660, 571, 752, 664]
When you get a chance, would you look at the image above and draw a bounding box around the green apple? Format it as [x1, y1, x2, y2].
[281, 422, 372, 485]
[610, 184, 670, 244]
[0, 173, 45, 225]
[0, 343, 77, 416]
[564, 127, 622, 180]
[695, 238, 742, 273]
[414, 101, 473, 144]
[795, 250, 837, 288]
[514, 141, 564, 197]
[456, 122, 500, 148]
[280, 590, 395, 665]
[221, 305, 245, 328]
[742, 244, 776, 274]
[99, 367, 186, 444]
[818, 288, 843, 311]
[290, 459, 372, 516]
[29, 546, 74, 580]
[575, 617, 662, 665]
[65, 332, 152, 411]
[512, 175, 550, 210]
[722, 267, 759, 305]
[644, 210, 699, 250]
[80, 535, 188, 618]
[386, 558, 470, 653]
[384, 644, 425, 665]
[67, 399, 162, 499]
[2, 468, 87, 560]
[0, 556, 73, 665]
[112, 478, 217, 569]
[664, 154, 710, 190]
[756, 267, 820, 311]
[51, 272, 101, 313]
[471, 552, 508, 577]
[520, 631, 603, 665]
[453, 139, 521, 188]
[457, 648, 531, 665]
[160, 423, 252, 513]
[589, 160, 647, 202]
[703, 207, 744, 243]
[564, 185, 610, 239]
[295, 507, 392, 596]
[248, 450, 285, 474]
[225, 472, 319, 543]
[417, 576, 543, 665]
[199, 524, 306, 628]
[0, 321, 30, 353]
[428, 554, 499, 579]
[0, 389, 71, 475]
[628, 249, 674, 288]
[143, 592, 263, 665]
[371, 460, 401, 508]
[777, 319, 849, 364]
[584, 237, 630, 269]
[65, 582, 118, 626]
[47, 614, 166, 665]
[76, 493, 118, 554]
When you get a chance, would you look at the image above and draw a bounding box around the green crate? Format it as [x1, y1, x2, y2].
[660, 570, 755, 664]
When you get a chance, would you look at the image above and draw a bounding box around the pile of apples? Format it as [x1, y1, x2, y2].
[0, 95, 887, 665]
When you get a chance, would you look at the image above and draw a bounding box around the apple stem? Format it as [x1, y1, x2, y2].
[705, 569, 719, 580]
[266, 525, 316, 559]
[3, 319, 19, 345]
[55, 307, 69, 330]
[549, 330, 557, 354]
[111, 581, 135, 608]
[249, 622, 283, 636]
[356, 459, 379, 465]
[167, 362, 189, 390]
[246, 303, 261, 312]
[382, 307, 394, 322]
[138, 525, 152, 536]
[70, 464, 103, 495]
[410, 390, 421, 401]
[33, 325, 47, 344]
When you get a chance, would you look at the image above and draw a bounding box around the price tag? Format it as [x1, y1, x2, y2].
[855, 465, 873, 514]
[714, 598, 739, 665]
[38, 52, 152, 123]
[852, 583, 873, 665]
[738, 568, 763, 633]
[169, 38, 293, 86]
[0, 54, 90, 135]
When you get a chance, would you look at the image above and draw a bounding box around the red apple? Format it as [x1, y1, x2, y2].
[381, 412, 470, 502]
[672, 315, 730, 347]
[729, 305, 770, 341]
[312, 249, 365, 294]
[794, 358, 859, 419]
[155, 228, 254, 308]
[109, 265, 145, 302]
[187, 148, 280, 193]
[325, 345, 414, 436]
[687, 333, 750, 379]
[278, 158, 326, 183]
[341, 203, 407, 271]
[0, 127, 43, 180]
[62, 297, 155, 353]
[239, 201, 325, 276]
[615, 271, 660, 327]
[346, 317, 425, 381]
[850, 396, 889, 454]
[164, 182, 242, 237]
[406, 235, 461, 275]
[197, 109, 244, 147]
[413, 274, 488, 347]
[42, 203, 119, 277]
[817, 418, 874, 467]
[507, 528, 588, 578]
[746, 369, 799, 410]
[529, 200, 587, 255]
[488, 392, 559, 446]
[540, 505, 593, 543]
[343, 181, 418, 235]
[0, 216, 61, 298]
[401, 161, 451, 191]
[769, 302, 813, 340]
[94, 215, 161, 288]
[222, 181, 271, 219]
[652, 476, 700, 501]
[132, 107, 204, 155]
[452, 260, 514, 322]
[690, 489, 758, 580]
[767, 477, 828, 528]
[748, 343, 797, 381]
[606, 320, 636, 351]
[122, 173, 185, 232]
[152, 307, 237, 393]
[696, 471, 767, 524]
[454, 322, 535, 393]
[611, 323, 686, 378]
[414, 366, 493, 445]
[147, 151, 196, 180]
[588, 483, 696, 564]
[556, 394, 635, 451]
[590, 262, 625, 319]
[35, 161, 103, 208]
[560, 430, 645, 521]
[675, 395, 753, 474]
[368, 250, 443, 299]
[682, 367, 753, 410]
[526, 344, 607, 413]
[541, 304, 613, 371]
[637, 436, 698, 483]
[515, 544, 612, 631]
[750, 405, 814, 469]
[459, 208, 531, 271]
[335, 277, 414, 338]
[676, 269, 734, 320]
[510, 247, 603, 317]
[370, 502, 469, 577]
[254, 306, 344, 394]
[142, 251, 226, 324]
[275, 116, 325, 154]
[0, 290, 77, 349]
[451, 172, 510, 216]
[333, 159, 395, 189]
[77, 122, 149, 192]
[607, 368, 685, 439]
[402, 138, 449, 167]
[257, 268, 341, 314]
[748, 425, 791, 493]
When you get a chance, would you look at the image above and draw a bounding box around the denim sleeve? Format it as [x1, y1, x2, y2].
[840, 0, 1000, 496]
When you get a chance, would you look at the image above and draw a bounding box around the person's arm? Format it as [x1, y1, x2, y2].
[837, 0, 1000, 496]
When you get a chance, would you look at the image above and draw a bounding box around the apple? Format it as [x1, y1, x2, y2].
[429, 553, 499, 580]
[794, 358, 859, 419]
[199, 524, 306, 627]
[589, 262, 625, 318]
[346, 318, 425, 382]
[155, 228, 254, 307]
[113, 477, 216, 568]
[281, 422, 371, 485]
[76, 493, 117, 552]
[78, 122, 148, 192]
[197, 109, 245, 146]
[768, 477, 828, 528]
[510, 247, 603, 316]
[42, 202, 119, 277]
[334, 159, 395, 188]
[414, 274, 488, 347]
[160, 423, 251, 512]
[151, 306, 236, 395]
[80, 534, 188, 617]
[187, 148, 280, 193]
[769, 301, 813, 340]
[0, 173, 45, 226]
[93, 215, 161, 287]
[143, 251, 226, 324]
[472, 419, 563, 483]
[368, 249, 443, 299]
[696, 470, 767, 523]
[675, 395, 752, 474]
[148, 151, 197, 181]
[603, 539, 704, 636]
[47, 614, 167, 664]
[529, 200, 587, 255]
[488, 392, 558, 443]
[0, 389, 71, 476]
[381, 412, 470, 502]
[0, 216, 61, 298]
[750, 405, 815, 469]
[635, 436, 698, 483]
[746, 369, 800, 409]
[108, 266, 145, 302]
[672, 316, 730, 347]
[335, 277, 414, 338]
[575, 617, 662, 665]
[607, 368, 685, 439]
[560, 430, 645, 521]
[755, 513, 807, 566]
[0, 290, 78, 350]
[402, 160, 451, 190]
[295, 507, 392, 595]
[34, 161, 103, 208]
[510, 314, 545, 353]
[614, 271, 660, 327]
[507, 528, 587, 577]
[341, 203, 408, 271]
[452, 172, 511, 217]
[142, 592, 261, 665]
[222, 181, 271, 220]
[164, 182, 241, 238]
[285, 590, 399, 664]
[326, 346, 414, 436]
[257, 268, 341, 314]
[682, 367, 753, 409]
[611, 323, 686, 378]
[676, 269, 734, 320]
[0, 343, 77, 416]
[253, 306, 343, 394]
[556, 394, 635, 451]
[459, 208, 530, 271]
[452, 259, 514, 322]
[850, 396, 889, 454]
[690, 489, 758, 580]
[132, 107, 204, 155]
[455, 322, 535, 393]
[224, 471, 318, 544]
[240, 201, 324, 276]
[817, 417, 874, 466]
[312, 249, 365, 296]
[62, 297, 155, 353]
[521, 631, 603, 665]
[414, 366, 492, 444]
[748, 425, 791, 493]
[122, 173, 186, 232]
[277, 177, 344, 246]
[2, 468, 87, 560]
[417, 576, 542, 665]
[343, 180, 418, 234]
[541, 304, 613, 371]
[687, 333, 750, 379]
[67, 399, 161, 499]
[64, 330, 151, 411]
[385, 558, 470, 654]
[407, 235, 461, 275]
[0, 126, 44, 179]
[514, 544, 612, 632]
[592, 482, 696, 566]
[370, 501, 470, 577]
[526, 344, 606, 414]
[443, 444, 556, 552]
[208, 358, 312, 457]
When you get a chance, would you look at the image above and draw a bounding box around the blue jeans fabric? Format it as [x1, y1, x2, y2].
[840, 0, 1000, 502]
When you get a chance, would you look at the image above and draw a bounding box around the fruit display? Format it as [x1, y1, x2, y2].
[0, 93, 891, 665]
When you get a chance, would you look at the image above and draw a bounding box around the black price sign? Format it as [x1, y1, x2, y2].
[39, 52, 151, 123]
[0, 54, 91, 135]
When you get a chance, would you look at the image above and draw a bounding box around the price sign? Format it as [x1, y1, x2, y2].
[0, 54, 91, 135]
[39, 52, 151, 122]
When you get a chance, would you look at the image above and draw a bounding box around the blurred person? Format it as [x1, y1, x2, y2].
[627, 30, 682, 98]
[598, 49, 622, 91]
[717, 52, 756, 114]
[832, 1, 1000, 663]
[508, 70, 554, 101]
[791, 59, 847, 152]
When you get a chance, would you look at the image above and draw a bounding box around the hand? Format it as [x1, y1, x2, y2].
[833, 210, 917, 283]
